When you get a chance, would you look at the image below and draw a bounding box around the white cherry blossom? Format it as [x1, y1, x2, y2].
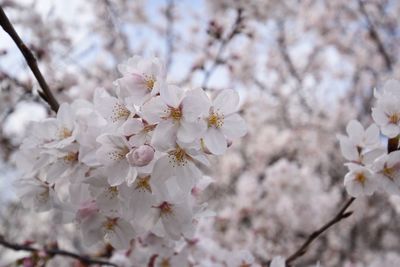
[372, 79, 400, 138]
[372, 151, 400, 195]
[344, 163, 377, 197]
[96, 134, 137, 186]
[337, 120, 383, 165]
[115, 55, 166, 105]
[202, 89, 247, 155]
[142, 86, 208, 145]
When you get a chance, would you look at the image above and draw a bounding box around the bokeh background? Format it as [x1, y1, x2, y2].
[1, 0, 400, 266]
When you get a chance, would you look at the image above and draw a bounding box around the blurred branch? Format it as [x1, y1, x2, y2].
[202, 8, 244, 90]
[276, 21, 312, 113]
[277, 23, 301, 84]
[358, 0, 393, 71]
[284, 197, 356, 266]
[165, 0, 174, 72]
[102, 0, 131, 57]
[0, 235, 118, 267]
[0, 6, 59, 112]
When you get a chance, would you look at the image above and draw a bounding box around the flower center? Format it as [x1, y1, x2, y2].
[168, 107, 182, 121]
[160, 258, 171, 267]
[143, 124, 156, 133]
[107, 186, 119, 198]
[208, 112, 224, 128]
[108, 147, 129, 161]
[58, 127, 72, 139]
[63, 152, 78, 163]
[383, 165, 395, 180]
[103, 217, 118, 231]
[144, 75, 156, 91]
[239, 263, 252, 267]
[111, 103, 130, 122]
[389, 113, 400, 124]
[158, 201, 173, 217]
[168, 146, 188, 166]
[354, 172, 366, 184]
[135, 176, 152, 193]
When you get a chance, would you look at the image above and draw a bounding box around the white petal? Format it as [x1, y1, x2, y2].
[371, 107, 388, 126]
[203, 128, 227, 155]
[213, 89, 240, 115]
[107, 219, 135, 249]
[364, 123, 380, 147]
[221, 113, 247, 139]
[383, 79, 400, 96]
[161, 202, 192, 240]
[181, 88, 211, 121]
[128, 132, 148, 147]
[160, 84, 184, 108]
[122, 118, 144, 136]
[81, 214, 103, 247]
[175, 161, 202, 192]
[382, 124, 400, 138]
[151, 120, 177, 152]
[152, 156, 175, 184]
[346, 120, 364, 144]
[338, 136, 359, 161]
[177, 119, 207, 143]
[141, 96, 168, 124]
[57, 103, 74, 130]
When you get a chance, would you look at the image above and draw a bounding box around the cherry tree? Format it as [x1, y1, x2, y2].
[1, 0, 400, 267]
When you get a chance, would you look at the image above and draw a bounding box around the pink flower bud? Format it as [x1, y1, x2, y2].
[126, 145, 155, 167]
[76, 200, 98, 222]
[23, 258, 34, 267]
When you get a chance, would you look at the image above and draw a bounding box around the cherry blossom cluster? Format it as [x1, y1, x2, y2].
[339, 79, 400, 197]
[13, 55, 247, 259]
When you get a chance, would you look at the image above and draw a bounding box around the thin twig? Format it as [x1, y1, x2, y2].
[276, 20, 312, 113]
[284, 197, 356, 266]
[358, 0, 392, 71]
[165, 0, 174, 72]
[202, 8, 243, 90]
[0, 6, 59, 112]
[0, 235, 118, 267]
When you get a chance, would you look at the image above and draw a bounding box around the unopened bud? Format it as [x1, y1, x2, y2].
[76, 200, 98, 222]
[126, 145, 155, 167]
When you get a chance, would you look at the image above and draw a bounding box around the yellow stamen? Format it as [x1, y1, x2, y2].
[207, 112, 223, 128]
[107, 186, 119, 198]
[135, 176, 152, 193]
[383, 165, 395, 180]
[108, 147, 129, 161]
[160, 258, 171, 267]
[354, 172, 366, 185]
[63, 152, 78, 163]
[144, 75, 156, 91]
[111, 103, 130, 122]
[389, 113, 400, 124]
[169, 107, 182, 121]
[58, 127, 72, 139]
[168, 146, 188, 166]
[143, 124, 156, 133]
[103, 218, 118, 231]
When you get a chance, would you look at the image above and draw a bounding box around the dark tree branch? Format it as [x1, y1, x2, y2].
[0, 6, 59, 112]
[0, 235, 118, 267]
[358, 0, 393, 71]
[284, 197, 356, 266]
